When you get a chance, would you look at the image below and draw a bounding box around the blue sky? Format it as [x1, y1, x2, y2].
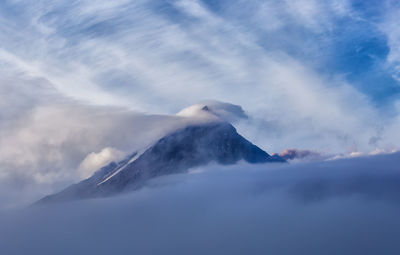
[1, 0, 399, 107]
[1, 1, 399, 100]
[200, 0, 400, 105]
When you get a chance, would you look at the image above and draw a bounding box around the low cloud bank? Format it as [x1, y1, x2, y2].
[1, 153, 400, 255]
[275, 147, 400, 163]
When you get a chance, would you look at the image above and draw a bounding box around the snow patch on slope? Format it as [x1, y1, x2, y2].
[97, 151, 141, 186]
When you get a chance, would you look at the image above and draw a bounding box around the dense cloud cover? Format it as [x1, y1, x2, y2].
[1, 152, 400, 255]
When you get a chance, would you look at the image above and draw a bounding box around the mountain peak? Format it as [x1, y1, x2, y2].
[177, 101, 248, 123]
[36, 104, 284, 205]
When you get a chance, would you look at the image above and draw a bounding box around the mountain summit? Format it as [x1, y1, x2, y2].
[37, 103, 285, 204]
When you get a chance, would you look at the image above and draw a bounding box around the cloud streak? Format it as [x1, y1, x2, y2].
[1, 0, 399, 150]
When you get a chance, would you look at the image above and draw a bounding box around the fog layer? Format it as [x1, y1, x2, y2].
[1, 152, 400, 255]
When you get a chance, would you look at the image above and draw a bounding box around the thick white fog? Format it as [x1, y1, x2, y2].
[1, 152, 400, 255]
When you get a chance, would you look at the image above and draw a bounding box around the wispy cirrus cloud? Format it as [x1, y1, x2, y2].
[379, 1, 400, 82]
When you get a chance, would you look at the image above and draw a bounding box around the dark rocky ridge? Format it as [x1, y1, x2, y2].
[37, 122, 285, 204]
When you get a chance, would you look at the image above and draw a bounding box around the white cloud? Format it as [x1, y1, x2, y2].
[0, 72, 252, 208]
[79, 147, 125, 178]
[177, 100, 247, 122]
[379, 3, 400, 82]
[0, 74, 192, 206]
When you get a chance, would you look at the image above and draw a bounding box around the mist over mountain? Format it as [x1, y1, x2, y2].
[37, 104, 285, 204]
